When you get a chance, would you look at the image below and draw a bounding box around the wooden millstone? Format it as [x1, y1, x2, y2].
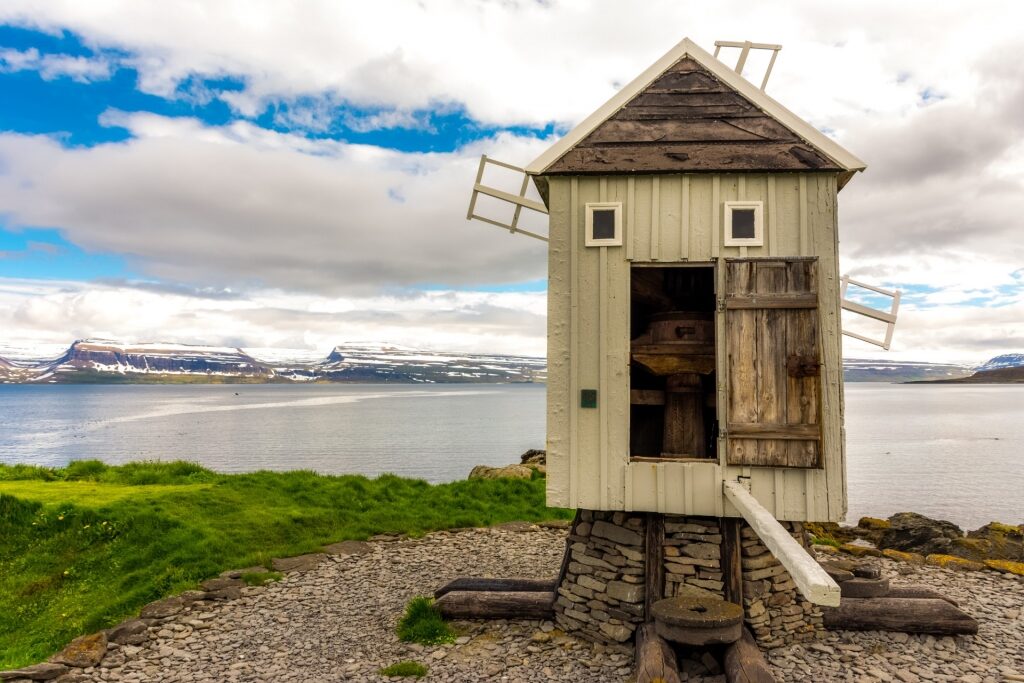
[634, 623, 681, 683]
[723, 629, 777, 683]
[822, 597, 978, 635]
[434, 590, 555, 620]
[652, 597, 744, 646]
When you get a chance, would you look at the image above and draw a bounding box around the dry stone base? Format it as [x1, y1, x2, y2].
[554, 510, 647, 645]
[555, 511, 822, 648]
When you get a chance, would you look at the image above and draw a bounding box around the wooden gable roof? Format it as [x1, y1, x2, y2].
[526, 38, 866, 185]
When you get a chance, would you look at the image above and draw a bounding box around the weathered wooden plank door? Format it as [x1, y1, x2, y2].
[724, 258, 822, 468]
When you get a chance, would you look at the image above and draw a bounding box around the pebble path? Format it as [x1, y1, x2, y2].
[53, 526, 1024, 682]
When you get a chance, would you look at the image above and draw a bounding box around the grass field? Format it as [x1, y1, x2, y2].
[0, 460, 571, 669]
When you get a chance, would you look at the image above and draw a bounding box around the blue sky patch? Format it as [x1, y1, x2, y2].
[0, 225, 130, 280]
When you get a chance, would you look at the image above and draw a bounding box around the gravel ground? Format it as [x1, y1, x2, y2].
[767, 552, 1024, 683]
[52, 526, 1024, 682]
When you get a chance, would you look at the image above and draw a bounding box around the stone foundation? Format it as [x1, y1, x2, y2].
[739, 521, 823, 647]
[555, 510, 823, 648]
[555, 510, 648, 643]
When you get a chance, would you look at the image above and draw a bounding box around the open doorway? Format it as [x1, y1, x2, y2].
[629, 265, 718, 461]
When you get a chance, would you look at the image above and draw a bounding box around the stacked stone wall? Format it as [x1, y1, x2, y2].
[663, 517, 724, 600]
[555, 511, 823, 648]
[554, 510, 647, 643]
[740, 521, 823, 648]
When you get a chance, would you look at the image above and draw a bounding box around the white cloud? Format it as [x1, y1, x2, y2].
[0, 277, 547, 357]
[1, 1, 1023, 362]
[0, 46, 111, 82]
[0, 114, 551, 293]
[0, 1, 1011, 128]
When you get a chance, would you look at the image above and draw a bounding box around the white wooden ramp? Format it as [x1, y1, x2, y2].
[723, 480, 841, 607]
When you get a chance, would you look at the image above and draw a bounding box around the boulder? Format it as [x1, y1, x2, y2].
[0, 663, 69, 680]
[925, 554, 985, 572]
[984, 559, 1024, 576]
[51, 632, 107, 668]
[468, 464, 534, 480]
[322, 540, 372, 555]
[878, 513, 964, 556]
[959, 522, 1024, 562]
[520, 449, 546, 465]
[139, 596, 185, 619]
[271, 553, 326, 572]
[839, 543, 882, 558]
[882, 549, 925, 564]
[107, 619, 149, 645]
[200, 577, 244, 591]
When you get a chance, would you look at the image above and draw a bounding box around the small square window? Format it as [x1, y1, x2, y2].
[592, 209, 616, 240]
[723, 201, 764, 247]
[585, 202, 622, 247]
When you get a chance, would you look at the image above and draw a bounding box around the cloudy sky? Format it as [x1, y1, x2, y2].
[0, 1, 1021, 363]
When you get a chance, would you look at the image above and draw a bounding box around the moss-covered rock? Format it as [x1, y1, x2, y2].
[468, 464, 535, 480]
[882, 549, 925, 564]
[963, 522, 1024, 562]
[984, 559, 1024, 576]
[925, 554, 985, 572]
[839, 543, 882, 558]
[858, 517, 891, 531]
[879, 513, 963, 556]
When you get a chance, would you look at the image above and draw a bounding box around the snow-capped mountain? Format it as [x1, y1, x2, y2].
[976, 353, 1024, 372]
[0, 340, 545, 384]
[2, 339, 1019, 385]
[312, 343, 545, 383]
[37, 340, 274, 381]
[841, 358, 973, 383]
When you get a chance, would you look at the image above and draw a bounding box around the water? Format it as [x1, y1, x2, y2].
[0, 384, 545, 482]
[0, 383, 1020, 529]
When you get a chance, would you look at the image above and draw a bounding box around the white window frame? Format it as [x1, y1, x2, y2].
[723, 200, 764, 247]
[584, 202, 623, 247]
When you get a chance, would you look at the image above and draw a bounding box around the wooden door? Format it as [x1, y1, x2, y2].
[724, 258, 822, 468]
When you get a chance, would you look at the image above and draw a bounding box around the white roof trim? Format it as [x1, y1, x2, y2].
[525, 37, 867, 175]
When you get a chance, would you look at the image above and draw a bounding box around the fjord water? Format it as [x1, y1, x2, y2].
[0, 383, 1020, 529]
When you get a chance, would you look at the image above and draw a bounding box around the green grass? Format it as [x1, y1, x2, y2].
[810, 535, 843, 548]
[379, 661, 428, 677]
[0, 460, 571, 669]
[396, 596, 455, 646]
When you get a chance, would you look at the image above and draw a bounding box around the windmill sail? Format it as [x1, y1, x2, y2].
[840, 276, 900, 350]
[466, 155, 549, 242]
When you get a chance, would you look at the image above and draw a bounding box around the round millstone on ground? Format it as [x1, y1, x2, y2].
[652, 597, 745, 646]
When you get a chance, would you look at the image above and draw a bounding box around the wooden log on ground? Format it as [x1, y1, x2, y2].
[883, 585, 958, 607]
[434, 591, 555, 620]
[840, 577, 889, 598]
[635, 623, 681, 683]
[822, 597, 978, 635]
[724, 629, 777, 683]
[433, 577, 556, 599]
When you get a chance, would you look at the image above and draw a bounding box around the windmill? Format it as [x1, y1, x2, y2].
[450, 37, 927, 664]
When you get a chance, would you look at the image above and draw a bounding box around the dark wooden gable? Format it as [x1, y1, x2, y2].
[545, 57, 842, 175]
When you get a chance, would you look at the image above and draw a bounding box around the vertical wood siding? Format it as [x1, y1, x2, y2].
[545, 172, 846, 521]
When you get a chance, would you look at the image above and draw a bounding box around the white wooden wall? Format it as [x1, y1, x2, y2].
[545, 173, 848, 522]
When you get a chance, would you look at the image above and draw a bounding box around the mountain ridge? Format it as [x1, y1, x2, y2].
[1, 340, 1022, 384]
[0, 339, 546, 384]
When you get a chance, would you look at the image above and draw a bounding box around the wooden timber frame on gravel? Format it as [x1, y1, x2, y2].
[460, 35, 896, 672]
